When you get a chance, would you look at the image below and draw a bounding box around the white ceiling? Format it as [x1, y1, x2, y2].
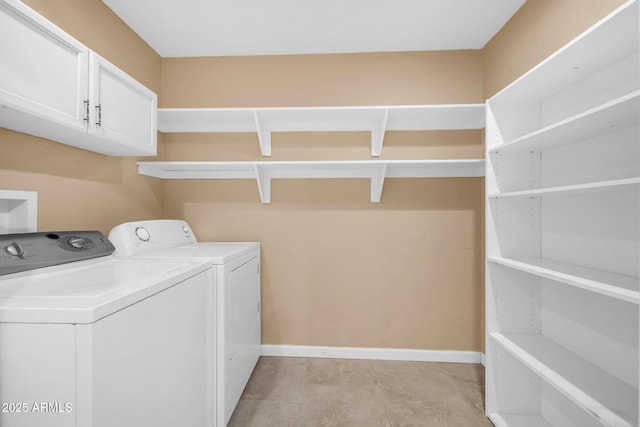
[102, 0, 526, 58]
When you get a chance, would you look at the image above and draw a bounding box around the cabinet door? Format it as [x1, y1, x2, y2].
[89, 52, 157, 155]
[0, 0, 89, 132]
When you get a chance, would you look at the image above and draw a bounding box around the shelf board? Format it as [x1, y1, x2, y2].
[488, 177, 640, 199]
[157, 104, 485, 157]
[491, 333, 638, 427]
[488, 413, 552, 427]
[137, 159, 485, 204]
[489, 0, 638, 104]
[488, 256, 639, 304]
[490, 91, 640, 154]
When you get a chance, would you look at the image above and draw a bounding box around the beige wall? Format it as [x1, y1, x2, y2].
[161, 51, 483, 108]
[1, 0, 625, 353]
[161, 52, 486, 351]
[483, 0, 628, 99]
[0, 0, 163, 234]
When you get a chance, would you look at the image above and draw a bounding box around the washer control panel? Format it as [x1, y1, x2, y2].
[0, 231, 115, 276]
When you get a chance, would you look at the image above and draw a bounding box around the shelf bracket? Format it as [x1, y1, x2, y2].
[253, 164, 271, 203]
[370, 163, 387, 203]
[371, 108, 389, 157]
[253, 111, 271, 156]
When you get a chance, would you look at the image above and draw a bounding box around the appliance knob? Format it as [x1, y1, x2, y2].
[182, 226, 189, 233]
[4, 242, 25, 258]
[68, 237, 88, 249]
[135, 226, 151, 242]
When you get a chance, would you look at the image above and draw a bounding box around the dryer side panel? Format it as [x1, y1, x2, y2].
[223, 249, 261, 425]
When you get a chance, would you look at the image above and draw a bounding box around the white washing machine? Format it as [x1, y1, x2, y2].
[109, 220, 261, 427]
[0, 230, 215, 427]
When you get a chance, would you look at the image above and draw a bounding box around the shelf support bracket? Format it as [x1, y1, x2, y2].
[253, 111, 271, 156]
[254, 164, 271, 203]
[370, 163, 387, 203]
[371, 108, 389, 157]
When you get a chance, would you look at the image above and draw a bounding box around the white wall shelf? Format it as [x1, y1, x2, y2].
[485, 1, 639, 425]
[137, 159, 485, 203]
[490, 91, 639, 154]
[488, 177, 640, 199]
[0, 190, 37, 234]
[489, 1, 637, 105]
[488, 257, 639, 304]
[157, 104, 485, 157]
[491, 333, 637, 427]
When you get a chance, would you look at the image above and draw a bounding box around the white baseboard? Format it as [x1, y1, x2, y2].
[261, 344, 483, 364]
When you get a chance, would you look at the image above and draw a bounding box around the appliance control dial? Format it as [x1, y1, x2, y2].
[135, 226, 150, 242]
[68, 237, 88, 249]
[4, 242, 25, 258]
[182, 225, 189, 233]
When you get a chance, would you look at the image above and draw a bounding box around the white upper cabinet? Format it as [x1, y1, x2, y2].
[0, 0, 89, 131]
[0, 0, 157, 156]
[89, 53, 157, 154]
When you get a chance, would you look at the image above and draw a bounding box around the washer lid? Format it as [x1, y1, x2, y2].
[0, 257, 210, 324]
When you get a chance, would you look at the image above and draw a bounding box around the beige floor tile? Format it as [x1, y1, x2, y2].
[301, 383, 382, 404]
[241, 357, 307, 402]
[452, 380, 486, 416]
[256, 356, 309, 376]
[383, 392, 492, 427]
[241, 375, 306, 403]
[308, 400, 391, 427]
[301, 383, 389, 423]
[228, 399, 314, 427]
[305, 358, 378, 386]
[373, 360, 441, 376]
[376, 369, 459, 406]
[230, 357, 493, 427]
[436, 362, 485, 385]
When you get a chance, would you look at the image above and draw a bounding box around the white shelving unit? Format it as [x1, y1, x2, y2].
[157, 104, 485, 156]
[138, 159, 485, 203]
[485, 1, 639, 426]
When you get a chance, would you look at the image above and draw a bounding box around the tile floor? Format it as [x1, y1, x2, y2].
[228, 357, 494, 427]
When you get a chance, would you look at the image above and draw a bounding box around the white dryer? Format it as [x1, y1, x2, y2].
[109, 220, 261, 427]
[0, 230, 214, 427]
